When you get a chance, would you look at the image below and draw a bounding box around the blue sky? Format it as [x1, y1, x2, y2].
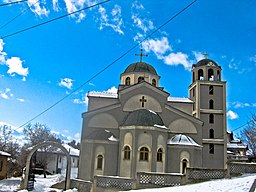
[0, 0, 255, 142]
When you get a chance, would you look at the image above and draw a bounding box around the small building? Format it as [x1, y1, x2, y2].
[36, 144, 79, 174]
[0, 151, 11, 180]
[227, 131, 248, 162]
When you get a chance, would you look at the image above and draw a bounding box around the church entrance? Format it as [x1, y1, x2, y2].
[182, 159, 188, 174]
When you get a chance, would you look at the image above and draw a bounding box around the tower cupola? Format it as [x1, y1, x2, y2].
[192, 59, 222, 82]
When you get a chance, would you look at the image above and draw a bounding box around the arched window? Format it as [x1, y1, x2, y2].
[96, 155, 103, 170]
[123, 145, 131, 160]
[125, 77, 130, 86]
[209, 144, 214, 154]
[209, 114, 214, 124]
[209, 85, 214, 95]
[198, 69, 204, 80]
[139, 147, 149, 161]
[182, 159, 188, 174]
[138, 76, 144, 83]
[217, 70, 220, 81]
[157, 148, 163, 162]
[209, 129, 214, 139]
[152, 79, 156, 86]
[208, 68, 214, 81]
[209, 100, 214, 109]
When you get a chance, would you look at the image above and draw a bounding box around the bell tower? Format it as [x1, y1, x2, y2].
[189, 59, 227, 169]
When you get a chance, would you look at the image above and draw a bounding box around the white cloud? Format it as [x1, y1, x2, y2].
[59, 78, 74, 89]
[73, 93, 88, 105]
[227, 110, 239, 120]
[106, 86, 118, 93]
[232, 101, 256, 108]
[142, 37, 172, 58]
[98, 5, 124, 35]
[250, 55, 256, 62]
[28, 0, 50, 17]
[163, 52, 192, 70]
[131, 1, 154, 41]
[6, 57, 29, 77]
[193, 51, 205, 61]
[17, 98, 25, 102]
[0, 88, 13, 100]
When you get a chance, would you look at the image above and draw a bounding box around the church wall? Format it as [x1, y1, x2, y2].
[78, 142, 94, 181]
[88, 97, 119, 111]
[156, 134, 166, 172]
[167, 102, 193, 114]
[167, 146, 202, 173]
[119, 85, 168, 112]
[202, 143, 225, 169]
[200, 113, 224, 139]
[119, 132, 133, 178]
[199, 85, 224, 110]
[102, 143, 119, 177]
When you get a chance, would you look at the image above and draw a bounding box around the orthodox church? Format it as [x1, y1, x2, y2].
[78, 54, 227, 181]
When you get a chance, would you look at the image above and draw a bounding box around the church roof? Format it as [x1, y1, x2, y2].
[123, 62, 158, 75]
[122, 109, 165, 127]
[168, 97, 193, 103]
[88, 91, 118, 98]
[193, 59, 219, 68]
[167, 134, 201, 147]
[87, 129, 118, 142]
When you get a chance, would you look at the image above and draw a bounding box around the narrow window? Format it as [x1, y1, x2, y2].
[198, 69, 204, 80]
[152, 79, 156, 86]
[208, 68, 214, 81]
[97, 155, 103, 170]
[138, 76, 144, 83]
[182, 159, 188, 174]
[209, 144, 214, 154]
[217, 70, 220, 81]
[157, 148, 163, 162]
[209, 129, 214, 139]
[139, 147, 149, 161]
[123, 146, 131, 160]
[0, 161, 3, 172]
[209, 85, 214, 95]
[209, 100, 214, 109]
[192, 72, 195, 82]
[125, 77, 130, 86]
[209, 114, 214, 124]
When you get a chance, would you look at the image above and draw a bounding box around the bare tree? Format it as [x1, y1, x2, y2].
[0, 125, 21, 177]
[240, 114, 256, 160]
[23, 123, 62, 178]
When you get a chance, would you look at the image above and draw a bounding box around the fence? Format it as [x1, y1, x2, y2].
[228, 162, 256, 175]
[137, 172, 186, 188]
[94, 175, 136, 192]
[186, 168, 228, 181]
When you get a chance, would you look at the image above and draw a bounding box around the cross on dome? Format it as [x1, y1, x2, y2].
[135, 49, 148, 62]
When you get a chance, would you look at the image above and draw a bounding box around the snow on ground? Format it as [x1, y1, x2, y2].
[0, 174, 77, 192]
[126, 174, 256, 192]
[0, 173, 255, 192]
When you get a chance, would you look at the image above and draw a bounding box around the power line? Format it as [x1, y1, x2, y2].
[18, 0, 198, 128]
[0, 0, 40, 31]
[1, 0, 111, 39]
[0, 0, 28, 7]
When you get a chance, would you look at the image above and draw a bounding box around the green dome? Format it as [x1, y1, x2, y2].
[123, 62, 158, 75]
[193, 59, 219, 67]
[122, 109, 164, 126]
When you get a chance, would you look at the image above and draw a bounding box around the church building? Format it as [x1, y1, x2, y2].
[78, 54, 227, 181]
